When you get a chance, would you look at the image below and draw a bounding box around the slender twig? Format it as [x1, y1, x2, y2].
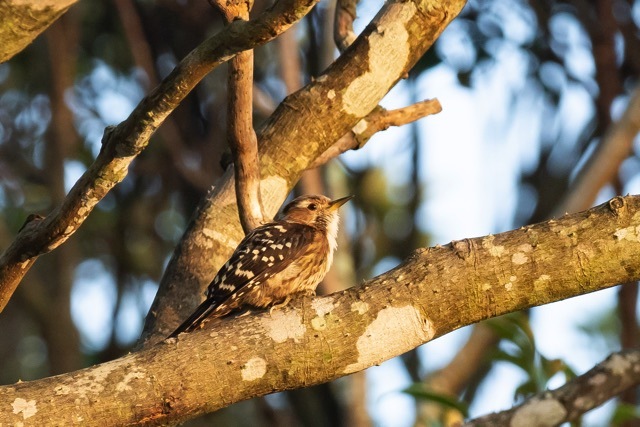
[212, 0, 265, 233]
[592, 0, 622, 132]
[617, 282, 638, 411]
[309, 99, 442, 169]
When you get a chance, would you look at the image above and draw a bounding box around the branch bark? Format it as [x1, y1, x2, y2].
[140, 0, 464, 345]
[0, 0, 322, 311]
[215, 0, 266, 233]
[0, 0, 77, 63]
[464, 349, 640, 426]
[2, 194, 640, 426]
[309, 99, 442, 169]
[228, 47, 265, 233]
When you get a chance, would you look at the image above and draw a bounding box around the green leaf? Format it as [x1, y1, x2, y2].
[402, 384, 469, 417]
[515, 381, 537, 399]
[611, 403, 640, 425]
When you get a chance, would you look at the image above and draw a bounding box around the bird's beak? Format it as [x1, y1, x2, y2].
[328, 195, 354, 211]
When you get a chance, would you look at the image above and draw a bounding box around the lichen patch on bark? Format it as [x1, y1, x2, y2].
[512, 252, 528, 265]
[350, 300, 369, 314]
[534, 274, 552, 289]
[607, 352, 634, 376]
[311, 297, 335, 317]
[587, 372, 607, 386]
[342, 305, 434, 374]
[342, 2, 415, 117]
[11, 398, 37, 420]
[241, 357, 267, 381]
[311, 316, 327, 331]
[259, 310, 306, 343]
[258, 176, 288, 211]
[115, 370, 146, 392]
[54, 385, 71, 395]
[352, 118, 368, 134]
[73, 361, 122, 398]
[511, 398, 566, 427]
[201, 228, 240, 250]
[614, 225, 640, 242]
[482, 235, 506, 257]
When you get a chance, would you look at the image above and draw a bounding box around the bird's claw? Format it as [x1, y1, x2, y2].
[269, 296, 292, 315]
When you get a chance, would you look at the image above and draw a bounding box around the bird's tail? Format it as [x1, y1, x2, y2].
[168, 297, 219, 338]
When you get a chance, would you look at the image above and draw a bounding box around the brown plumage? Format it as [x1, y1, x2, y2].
[169, 194, 352, 337]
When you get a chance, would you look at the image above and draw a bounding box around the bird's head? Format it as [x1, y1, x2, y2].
[279, 195, 353, 231]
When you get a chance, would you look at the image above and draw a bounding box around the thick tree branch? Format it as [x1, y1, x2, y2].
[140, 0, 465, 346]
[464, 349, 640, 426]
[0, 0, 77, 63]
[0, 0, 321, 311]
[3, 195, 640, 425]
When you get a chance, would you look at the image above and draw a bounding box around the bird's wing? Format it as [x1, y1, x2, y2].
[207, 222, 315, 297]
[168, 222, 315, 337]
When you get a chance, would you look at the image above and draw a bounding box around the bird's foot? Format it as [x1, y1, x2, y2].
[269, 296, 292, 315]
[302, 289, 317, 298]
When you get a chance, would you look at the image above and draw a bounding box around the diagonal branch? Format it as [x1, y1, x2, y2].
[139, 0, 466, 346]
[0, 0, 322, 311]
[325, 0, 441, 170]
[2, 194, 640, 426]
[464, 349, 640, 426]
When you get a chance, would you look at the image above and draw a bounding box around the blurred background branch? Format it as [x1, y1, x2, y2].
[465, 350, 640, 426]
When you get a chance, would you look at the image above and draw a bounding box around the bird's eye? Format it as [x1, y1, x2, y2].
[307, 203, 317, 211]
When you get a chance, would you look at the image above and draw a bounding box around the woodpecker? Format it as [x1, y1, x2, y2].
[169, 194, 353, 337]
